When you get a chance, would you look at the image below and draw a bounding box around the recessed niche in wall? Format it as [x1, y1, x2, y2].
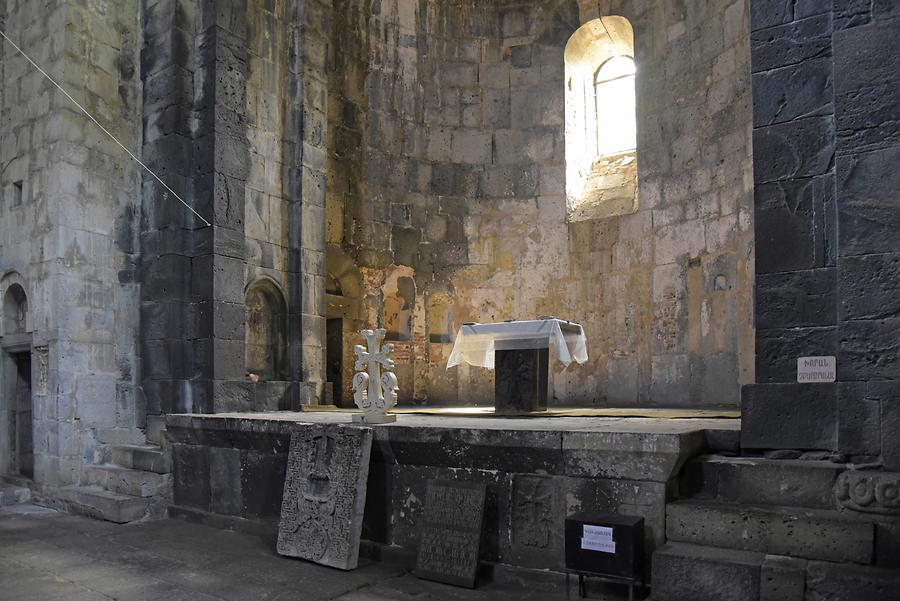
[11, 181, 23, 207]
[245, 279, 288, 381]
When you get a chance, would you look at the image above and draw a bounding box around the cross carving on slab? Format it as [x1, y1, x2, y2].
[351, 328, 398, 424]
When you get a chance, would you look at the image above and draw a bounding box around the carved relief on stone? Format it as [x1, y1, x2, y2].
[834, 470, 900, 515]
[277, 424, 373, 570]
[33, 347, 49, 395]
[352, 328, 398, 424]
[512, 476, 558, 549]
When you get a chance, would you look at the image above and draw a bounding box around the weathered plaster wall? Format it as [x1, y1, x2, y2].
[0, 0, 142, 487]
[326, 0, 754, 407]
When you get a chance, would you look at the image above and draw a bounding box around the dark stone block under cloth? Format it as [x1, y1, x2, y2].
[447, 319, 588, 413]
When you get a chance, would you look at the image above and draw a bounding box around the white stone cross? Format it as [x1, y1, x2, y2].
[351, 328, 398, 424]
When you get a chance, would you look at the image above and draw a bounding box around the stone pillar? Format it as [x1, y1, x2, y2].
[141, 0, 330, 414]
[141, 0, 251, 414]
[285, 0, 331, 405]
[743, 2, 900, 465]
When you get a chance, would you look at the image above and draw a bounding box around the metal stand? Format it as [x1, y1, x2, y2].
[567, 571, 644, 600]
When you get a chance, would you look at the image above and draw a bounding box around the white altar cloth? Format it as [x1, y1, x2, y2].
[446, 319, 588, 370]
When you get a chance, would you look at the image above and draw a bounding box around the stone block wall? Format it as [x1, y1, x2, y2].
[0, 0, 143, 487]
[166, 414, 707, 574]
[743, 1, 900, 463]
[326, 0, 754, 407]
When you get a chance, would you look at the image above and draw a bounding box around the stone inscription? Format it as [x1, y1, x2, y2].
[415, 480, 486, 588]
[277, 424, 373, 570]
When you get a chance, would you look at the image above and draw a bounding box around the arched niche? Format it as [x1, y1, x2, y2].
[1, 275, 30, 339]
[244, 279, 288, 381]
[565, 16, 639, 221]
[383, 275, 416, 342]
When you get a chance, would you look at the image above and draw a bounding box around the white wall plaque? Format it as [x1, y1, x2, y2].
[797, 356, 836, 383]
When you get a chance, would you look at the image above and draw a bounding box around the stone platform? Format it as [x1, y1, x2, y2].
[165, 411, 739, 577]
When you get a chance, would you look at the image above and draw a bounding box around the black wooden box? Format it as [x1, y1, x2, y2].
[564, 512, 644, 583]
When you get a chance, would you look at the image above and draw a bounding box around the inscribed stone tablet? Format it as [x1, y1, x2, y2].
[277, 424, 373, 570]
[415, 479, 487, 588]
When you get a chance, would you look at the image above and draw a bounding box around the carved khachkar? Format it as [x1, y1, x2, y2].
[277, 424, 373, 570]
[352, 328, 399, 424]
[834, 470, 900, 516]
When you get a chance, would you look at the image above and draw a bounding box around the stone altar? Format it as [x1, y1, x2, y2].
[276, 424, 373, 570]
[447, 319, 588, 413]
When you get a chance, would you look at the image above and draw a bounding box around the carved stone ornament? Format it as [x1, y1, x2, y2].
[834, 470, 900, 515]
[351, 328, 398, 424]
[276, 424, 373, 569]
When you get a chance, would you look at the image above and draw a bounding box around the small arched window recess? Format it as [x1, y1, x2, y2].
[594, 56, 636, 157]
[564, 16, 638, 221]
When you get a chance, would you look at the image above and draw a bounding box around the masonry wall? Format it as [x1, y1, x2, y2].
[0, 0, 143, 487]
[743, 1, 900, 464]
[140, 0, 332, 416]
[326, 0, 754, 407]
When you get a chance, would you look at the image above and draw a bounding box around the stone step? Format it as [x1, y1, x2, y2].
[666, 500, 874, 564]
[806, 560, 900, 601]
[680, 454, 846, 510]
[0, 483, 31, 506]
[55, 485, 149, 524]
[146, 415, 167, 446]
[84, 465, 171, 498]
[651, 542, 763, 601]
[112, 444, 171, 474]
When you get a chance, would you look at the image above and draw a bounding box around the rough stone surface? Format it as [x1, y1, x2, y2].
[666, 500, 874, 563]
[806, 560, 900, 601]
[652, 542, 763, 601]
[760, 554, 806, 601]
[680, 455, 845, 510]
[277, 424, 373, 570]
[742, 384, 838, 450]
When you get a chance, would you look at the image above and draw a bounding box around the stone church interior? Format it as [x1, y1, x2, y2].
[0, 0, 899, 599]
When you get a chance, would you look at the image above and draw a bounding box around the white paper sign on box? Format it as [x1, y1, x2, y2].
[582, 525, 613, 542]
[581, 538, 616, 553]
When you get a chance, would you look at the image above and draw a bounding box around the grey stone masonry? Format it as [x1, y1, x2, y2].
[744, 0, 900, 466]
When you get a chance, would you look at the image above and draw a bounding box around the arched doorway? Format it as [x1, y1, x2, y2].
[1, 281, 33, 479]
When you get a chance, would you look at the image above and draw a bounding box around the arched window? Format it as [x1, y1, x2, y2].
[594, 56, 636, 157]
[565, 17, 638, 221]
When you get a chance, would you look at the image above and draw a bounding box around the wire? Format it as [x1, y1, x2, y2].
[0, 29, 211, 227]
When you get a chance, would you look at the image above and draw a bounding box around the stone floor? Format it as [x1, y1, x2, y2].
[1, 504, 587, 601]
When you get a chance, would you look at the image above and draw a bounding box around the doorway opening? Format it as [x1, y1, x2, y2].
[326, 318, 343, 406]
[10, 352, 33, 479]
